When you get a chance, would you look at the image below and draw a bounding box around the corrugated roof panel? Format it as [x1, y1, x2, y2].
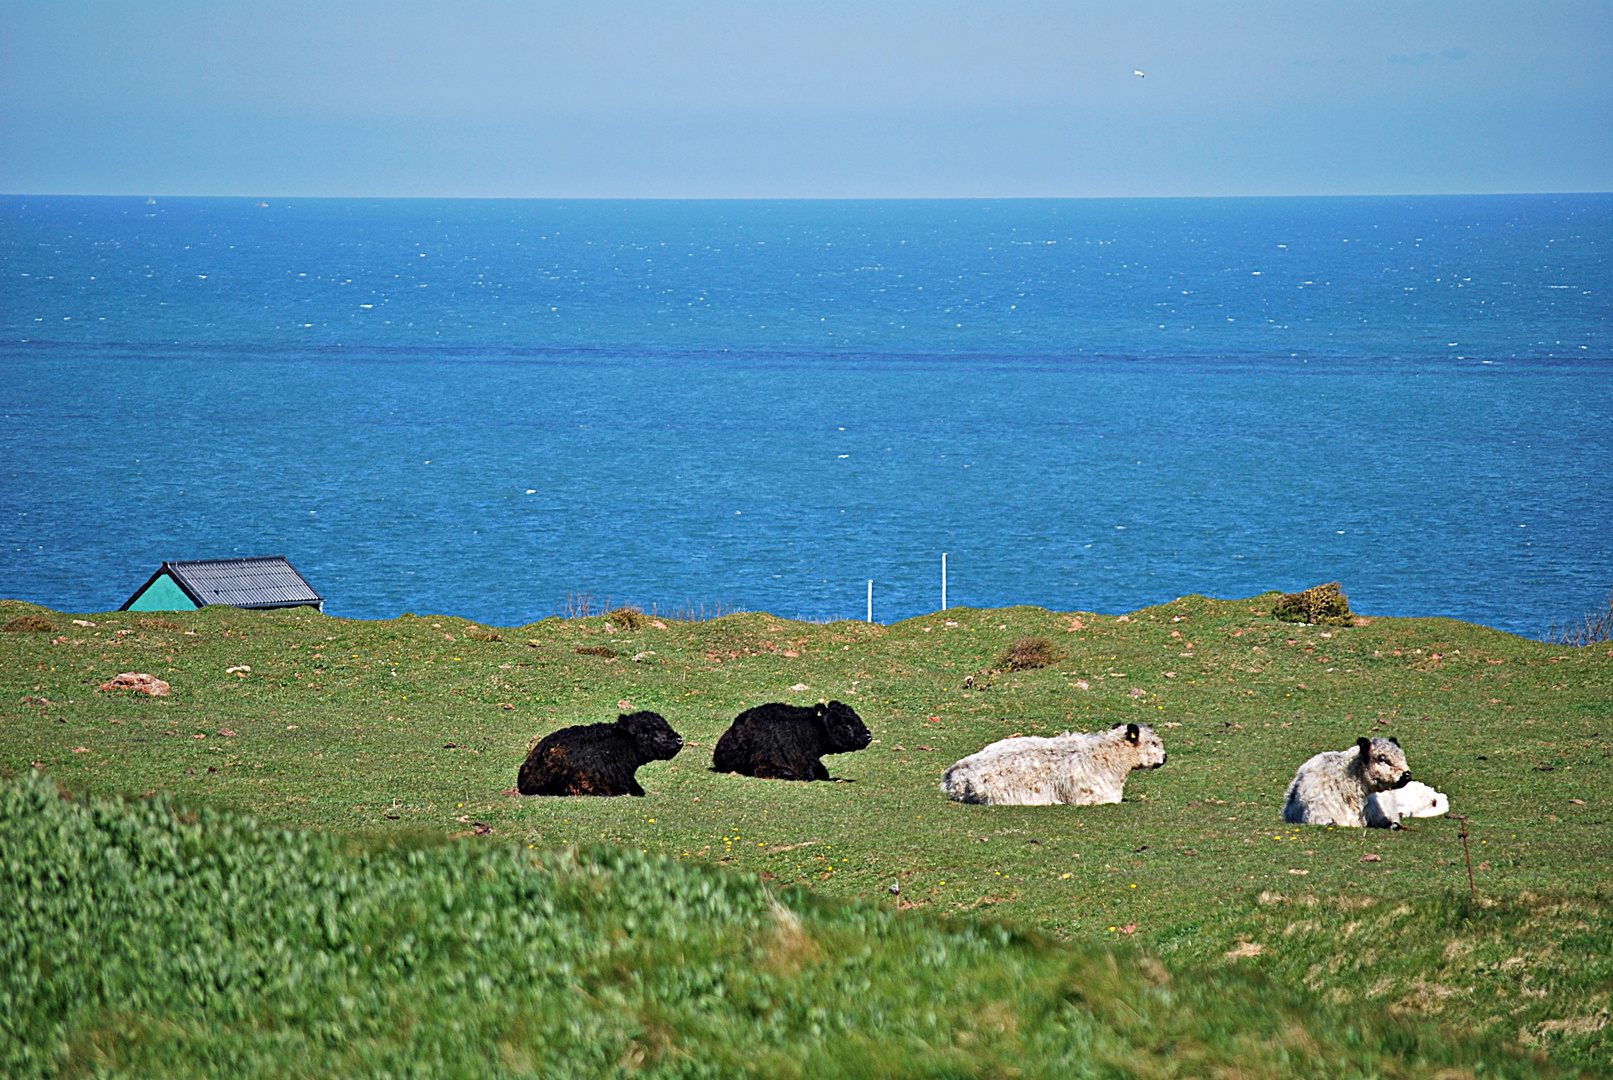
[167, 557, 322, 609]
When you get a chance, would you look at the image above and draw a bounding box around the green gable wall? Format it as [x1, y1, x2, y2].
[127, 573, 199, 611]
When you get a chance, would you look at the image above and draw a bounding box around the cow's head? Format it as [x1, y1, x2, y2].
[1120, 722, 1168, 769]
[1356, 736, 1411, 791]
[819, 700, 872, 754]
[619, 710, 684, 763]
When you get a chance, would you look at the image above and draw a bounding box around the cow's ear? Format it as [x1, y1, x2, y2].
[1357, 737, 1372, 756]
[1389, 736, 1400, 747]
[1126, 723, 1140, 742]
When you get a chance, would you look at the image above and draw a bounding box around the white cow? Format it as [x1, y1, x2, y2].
[1365, 780, 1449, 829]
[1282, 737, 1412, 827]
[941, 723, 1167, 806]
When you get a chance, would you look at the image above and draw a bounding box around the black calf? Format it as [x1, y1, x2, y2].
[517, 710, 683, 797]
[711, 700, 870, 781]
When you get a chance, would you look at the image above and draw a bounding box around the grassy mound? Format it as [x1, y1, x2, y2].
[0, 775, 1577, 1079]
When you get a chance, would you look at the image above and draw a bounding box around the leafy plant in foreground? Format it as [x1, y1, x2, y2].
[0, 774, 1577, 1079]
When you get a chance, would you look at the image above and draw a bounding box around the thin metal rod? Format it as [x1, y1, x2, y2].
[941, 552, 947, 611]
[1459, 817, 1476, 901]
[867, 580, 873, 623]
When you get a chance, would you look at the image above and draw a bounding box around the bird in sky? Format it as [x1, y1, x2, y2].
[1133, 69, 1145, 77]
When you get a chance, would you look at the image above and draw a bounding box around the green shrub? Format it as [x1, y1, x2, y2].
[1271, 582, 1353, 625]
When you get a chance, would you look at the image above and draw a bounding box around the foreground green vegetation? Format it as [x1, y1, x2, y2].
[0, 774, 1594, 1079]
[3, 593, 1610, 1075]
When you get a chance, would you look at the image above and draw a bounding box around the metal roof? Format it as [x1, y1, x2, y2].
[124, 556, 323, 610]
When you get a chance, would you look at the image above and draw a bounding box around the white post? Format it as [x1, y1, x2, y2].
[941, 552, 947, 611]
[867, 580, 873, 623]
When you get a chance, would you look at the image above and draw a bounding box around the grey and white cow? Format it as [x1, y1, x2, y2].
[941, 723, 1167, 806]
[1282, 736, 1412, 827]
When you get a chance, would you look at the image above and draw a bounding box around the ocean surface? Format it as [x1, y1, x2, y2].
[2, 195, 1609, 635]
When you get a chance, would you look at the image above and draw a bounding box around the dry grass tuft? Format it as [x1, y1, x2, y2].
[575, 645, 616, 658]
[998, 636, 1062, 671]
[606, 607, 646, 631]
[136, 617, 184, 632]
[1547, 585, 1613, 647]
[1271, 582, 1353, 625]
[763, 894, 820, 975]
[466, 627, 503, 642]
[669, 599, 740, 622]
[2, 615, 55, 633]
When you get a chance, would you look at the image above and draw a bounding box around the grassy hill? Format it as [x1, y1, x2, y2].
[2, 593, 1610, 1075]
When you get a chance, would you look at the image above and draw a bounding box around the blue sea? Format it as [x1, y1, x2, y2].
[2, 195, 1609, 636]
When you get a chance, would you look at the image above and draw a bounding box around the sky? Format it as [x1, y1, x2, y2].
[2, 1, 1609, 198]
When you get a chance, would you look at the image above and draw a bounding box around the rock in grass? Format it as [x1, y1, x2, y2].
[99, 672, 171, 696]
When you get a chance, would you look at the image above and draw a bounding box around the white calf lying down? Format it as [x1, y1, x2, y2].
[1365, 780, 1449, 829]
[941, 723, 1167, 806]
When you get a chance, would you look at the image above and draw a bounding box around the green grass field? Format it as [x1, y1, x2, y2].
[3, 593, 1610, 1076]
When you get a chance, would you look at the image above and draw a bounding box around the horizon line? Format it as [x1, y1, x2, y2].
[5, 190, 1611, 202]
